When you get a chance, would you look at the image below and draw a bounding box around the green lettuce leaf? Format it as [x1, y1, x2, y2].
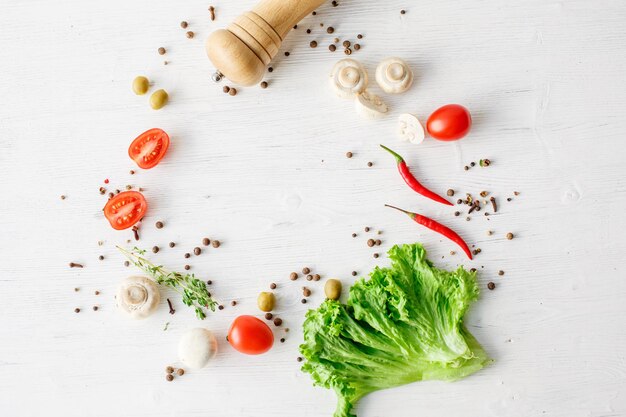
[299, 243, 491, 417]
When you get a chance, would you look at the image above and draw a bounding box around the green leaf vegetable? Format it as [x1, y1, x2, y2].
[299, 243, 491, 417]
[117, 246, 217, 320]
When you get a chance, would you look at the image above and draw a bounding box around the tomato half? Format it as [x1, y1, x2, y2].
[426, 104, 472, 141]
[129, 128, 170, 169]
[228, 315, 274, 355]
[103, 191, 148, 230]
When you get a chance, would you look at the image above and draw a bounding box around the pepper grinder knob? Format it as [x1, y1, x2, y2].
[205, 0, 327, 86]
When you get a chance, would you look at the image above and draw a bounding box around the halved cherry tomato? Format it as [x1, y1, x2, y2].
[228, 315, 274, 355]
[426, 104, 472, 141]
[103, 191, 148, 230]
[128, 128, 170, 169]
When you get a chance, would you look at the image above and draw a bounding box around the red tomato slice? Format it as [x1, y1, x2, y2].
[103, 191, 148, 230]
[426, 104, 472, 141]
[129, 128, 170, 169]
[228, 315, 274, 355]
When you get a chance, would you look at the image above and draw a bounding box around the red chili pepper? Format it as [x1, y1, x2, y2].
[380, 145, 452, 206]
[385, 204, 473, 259]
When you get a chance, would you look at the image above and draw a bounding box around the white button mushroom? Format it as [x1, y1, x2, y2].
[355, 90, 389, 119]
[397, 113, 425, 144]
[116, 275, 161, 319]
[375, 57, 413, 94]
[178, 328, 218, 369]
[329, 59, 369, 99]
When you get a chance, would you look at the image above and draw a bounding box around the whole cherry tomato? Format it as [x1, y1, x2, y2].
[103, 191, 148, 230]
[426, 104, 472, 141]
[228, 315, 274, 355]
[128, 128, 170, 169]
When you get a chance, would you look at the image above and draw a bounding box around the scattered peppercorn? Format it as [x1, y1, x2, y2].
[301, 299, 307, 304]
[354, 44, 361, 50]
[273, 317, 283, 326]
[498, 270, 504, 276]
[218, 305, 224, 310]
[466, 217, 471, 221]
[303, 287, 311, 297]
[357, 34, 363, 39]
[346, 151, 353, 158]
[364, 227, 370, 232]
[352, 233, 357, 238]
[401, 9, 406, 14]
[260, 81, 268, 88]
[293, 25, 297, 29]
[186, 31, 194, 38]
[342, 40, 351, 48]
[507, 197, 512, 202]
[487, 282, 496, 290]
[280, 338, 286, 343]
[306, 29, 311, 34]
[514, 191, 520, 196]
[74, 308, 80, 313]
[152, 246, 159, 253]
[270, 283, 277, 290]
[290, 272, 298, 281]
[184, 265, 191, 270]
[351, 271, 357, 276]
[158, 47, 166, 55]
[95, 290, 100, 295]
[367, 161, 373, 167]
[454, 211, 460, 216]
[228, 88, 237, 96]
[284, 51, 290, 56]
[344, 48, 352, 55]
[306, 275, 313, 281]
[194, 247, 201, 256]
[211, 240, 221, 248]
[176, 368, 185, 376]
[231, 300, 237, 306]
[310, 40, 318, 48]
[98, 255, 104, 261]
[207, 280, 212, 285]
[93, 306, 99, 311]
[166, 366, 174, 374]
[506, 232, 514, 240]
[312, 11, 317, 15]
[375, 239, 381, 246]
[329, 44, 337, 52]
[373, 253, 379, 258]
[367, 239, 375, 247]
[124, 261, 130, 267]
[327, 27, 334, 34]
[313, 274, 320, 281]
[297, 357, 303, 362]
[268, 66, 274, 72]
[166, 374, 174, 382]
[184, 253, 191, 258]
[222, 86, 230, 93]
[265, 312, 273, 320]
[302, 267, 311, 274]
[180, 21, 188, 29]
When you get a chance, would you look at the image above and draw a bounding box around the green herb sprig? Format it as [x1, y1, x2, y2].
[117, 246, 216, 320]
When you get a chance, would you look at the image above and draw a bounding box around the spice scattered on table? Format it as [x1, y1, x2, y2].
[260, 81, 268, 88]
[180, 21, 188, 29]
[290, 272, 298, 281]
[209, 5, 216, 21]
[506, 232, 514, 240]
[186, 31, 194, 39]
[69, 262, 84, 268]
[211, 240, 221, 248]
[158, 47, 166, 55]
[487, 282, 496, 290]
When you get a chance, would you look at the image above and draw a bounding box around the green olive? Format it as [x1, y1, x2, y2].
[257, 292, 275, 312]
[132, 76, 149, 95]
[324, 279, 342, 300]
[149, 89, 169, 110]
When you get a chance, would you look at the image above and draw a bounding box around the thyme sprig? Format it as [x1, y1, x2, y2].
[117, 246, 216, 320]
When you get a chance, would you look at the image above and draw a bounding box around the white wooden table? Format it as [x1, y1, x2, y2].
[2, 0, 626, 416]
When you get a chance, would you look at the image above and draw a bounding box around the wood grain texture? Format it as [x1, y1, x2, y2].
[1, 0, 626, 416]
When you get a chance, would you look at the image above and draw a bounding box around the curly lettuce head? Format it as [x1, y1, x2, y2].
[300, 243, 490, 417]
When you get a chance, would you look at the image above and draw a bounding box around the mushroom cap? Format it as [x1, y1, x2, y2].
[329, 59, 369, 99]
[178, 328, 218, 369]
[355, 90, 389, 119]
[375, 57, 413, 94]
[397, 113, 425, 144]
[116, 275, 161, 320]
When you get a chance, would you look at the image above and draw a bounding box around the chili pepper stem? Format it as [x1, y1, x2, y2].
[384, 204, 415, 219]
[380, 144, 404, 163]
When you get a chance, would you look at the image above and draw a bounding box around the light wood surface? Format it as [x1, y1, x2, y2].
[206, 0, 326, 85]
[2, 0, 626, 416]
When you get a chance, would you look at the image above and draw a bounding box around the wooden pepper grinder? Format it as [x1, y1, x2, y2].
[205, 0, 327, 86]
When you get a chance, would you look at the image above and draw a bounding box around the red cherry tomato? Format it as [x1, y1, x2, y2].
[228, 315, 274, 355]
[426, 104, 472, 141]
[129, 128, 170, 169]
[103, 191, 148, 230]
